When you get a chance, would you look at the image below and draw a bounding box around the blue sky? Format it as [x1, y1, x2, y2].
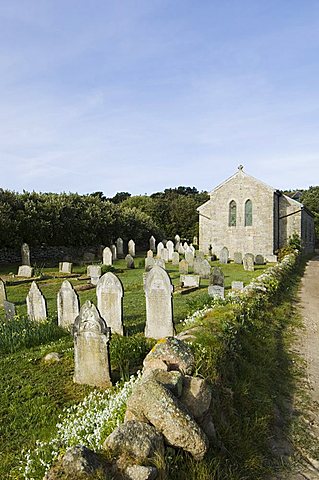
[0, 0, 319, 195]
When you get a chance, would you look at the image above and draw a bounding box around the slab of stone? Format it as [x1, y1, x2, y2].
[59, 262, 72, 274]
[198, 259, 211, 279]
[116, 237, 124, 257]
[233, 252, 243, 264]
[149, 236, 156, 252]
[96, 272, 124, 335]
[143, 336, 195, 375]
[4, 300, 15, 320]
[193, 236, 198, 245]
[21, 243, 31, 266]
[156, 241, 164, 257]
[180, 376, 212, 419]
[125, 254, 135, 269]
[166, 240, 174, 260]
[125, 465, 157, 480]
[180, 274, 200, 288]
[111, 244, 117, 260]
[73, 300, 112, 388]
[179, 259, 189, 274]
[102, 247, 113, 266]
[178, 244, 185, 255]
[0, 279, 6, 306]
[231, 281, 244, 291]
[243, 253, 255, 271]
[57, 280, 79, 329]
[161, 247, 169, 262]
[255, 254, 265, 265]
[147, 249, 153, 258]
[171, 251, 179, 266]
[128, 239, 135, 257]
[185, 250, 194, 267]
[145, 256, 155, 272]
[26, 281, 47, 321]
[87, 265, 101, 285]
[210, 267, 224, 286]
[219, 246, 229, 264]
[208, 285, 225, 299]
[144, 266, 174, 339]
[17, 265, 33, 278]
[154, 258, 165, 269]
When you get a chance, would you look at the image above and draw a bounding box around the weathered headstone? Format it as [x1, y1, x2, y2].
[219, 247, 229, 264]
[26, 281, 47, 321]
[17, 265, 33, 278]
[233, 252, 243, 264]
[193, 258, 201, 274]
[0, 279, 6, 306]
[180, 274, 200, 288]
[4, 300, 16, 320]
[102, 247, 113, 266]
[166, 240, 174, 261]
[83, 252, 95, 263]
[154, 258, 166, 269]
[189, 245, 196, 255]
[210, 267, 224, 286]
[116, 238, 124, 257]
[196, 251, 205, 261]
[255, 254, 265, 265]
[175, 241, 180, 252]
[243, 253, 255, 271]
[149, 236, 156, 252]
[161, 248, 169, 262]
[111, 244, 117, 261]
[198, 259, 211, 279]
[128, 239, 135, 257]
[157, 242, 164, 257]
[174, 234, 180, 243]
[97, 272, 124, 335]
[144, 266, 174, 339]
[193, 236, 198, 245]
[185, 250, 194, 267]
[125, 254, 135, 269]
[73, 301, 112, 388]
[21, 243, 31, 266]
[87, 265, 102, 286]
[231, 281, 244, 291]
[59, 262, 73, 274]
[179, 259, 189, 274]
[145, 256, 155, 272]
[208, 285, 225, 299]
[178, 244, 185, 255]
[171, 252, 180, 266]
[57, 280, 79, 329]
[183, 242, 188, 250]
[147, 249, 154, 258]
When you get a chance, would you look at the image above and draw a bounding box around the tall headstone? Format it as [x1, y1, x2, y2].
[111, 244, 117, 261]
[73, 301, 112, 388]
[144, 266, 174, 339]
[145, 256, 155, 272]
[161, 248, 169, 262]
[57, 280, 79, 329]
[59, 262, 73, 274]
[0, 279, 6, 307]
[4, 300, 16, 320]
[234, 252, 243, 264]
[178, 244, 185, 255]
[166, 240, 174, 261]
[128, 239, 135, 257]
[97, 272, 124, 335]
[171, 252, 180, 266]
[116, 238, 124, 257]
[157, 242, 164, 258]
[21, 243, 31, 266]
[26, 282, 47, 322]
[243, 253, 255, 271]
[219, 247, 229, 264]
[179, 259, 189, 274]
[154, 258, 166, 269]
[149, 236, 156, 252]
[185, 250, 194, 267]
[87, 265, 102, 286]
[17, 265, 33, 278]
[125, 254, 135, 269]
[198, 259, 211, 279]
[103, 247, 113, 266]
[210, 267, 224, 286]
[193, 236, 198, 245]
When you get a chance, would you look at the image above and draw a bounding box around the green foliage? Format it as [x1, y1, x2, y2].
[277, 233, 301, 261]
[301, 186, 319, 241]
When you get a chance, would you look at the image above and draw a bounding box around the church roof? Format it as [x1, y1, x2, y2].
[209, 165, 276, 196]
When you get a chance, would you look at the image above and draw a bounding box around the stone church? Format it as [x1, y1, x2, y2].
[197, 166, 315, 261]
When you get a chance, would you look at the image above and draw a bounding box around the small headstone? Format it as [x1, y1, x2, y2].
[0, 279, 6, 306]
[208, 285, 225, 299]
[183, 242, 188, 250]
[128, 239, 135, 257]
[87, 265, 102, 286]
[180, 274, 200, 288]
[73, 301, 112, 388]
[149, 236, 156, 252]
[145, 256, 155, 272]
[59, 262, 73, 274]
[102, 247, 113, 266]
[175, 234, 180, 243]
[233, 252, 243, 264]
[166, 240, 174, 261]
[96, 272, 124, 335]
[4, 300, 15, 320]
[154, 258, 166, 269]
[219, 247, 229, 264]
[157, 242, 164, 257]
[57, 280, 79, 329]
[243, 253, 255, 271]
[125, 254, 135, 269]
[193, 258, 201, 274]
[231, 281, 244, 291]
[111, 244, 117, 260]
[171, 252, 180, 266]
[255, 254, 265, 265]
[193, 236, 198, 245]
[17, 265, 33, 278]
[179, 259, 189, 274]
[198, 259, 211, 279]
[189, 245, 196, 255]
[185, 250, 194, 267]
[196, 251, 205, 261]
[83, 252, 95, 263]
[147, 249, 154, 258]
[144, 266, 174, 339]
[210, 267, 224, 286]
[162, 239, 167, 247]
[161, 248, 169, 262]
[26, 281, 47, 321]
[116, 237, 124, 257]
[178, 244, 185, 255]
[175, 241, 180, 252]
[21, 243, 31, 266]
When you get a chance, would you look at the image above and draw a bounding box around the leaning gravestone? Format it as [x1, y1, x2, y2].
[171, 252, 179, 266]
[128, 239, 135, 257]
[179, 259, 189, 274]
[73, 301, 112, 388]
[21, 243, 31, 266]
[116, 237, 124, 257]
[180, 274, 200, 288]
[125, 254, 135, 269]
[255, 254, 265, 265]
[59, 262, 73, 274]
[57, 280, 79, 329]
[111, 244, 117, 261]
[145, 256, 155, 272]
[4, 300, 16, 320]
[0, 279, 6, 306]
[26, 282, 47, 321]
[157, 242, 164, 257]
[97, 272, 124, 335]
[243, 253, 255, 271]
[166, 240, 174, 261]
[210, 267, 224, 286]
[149, 236, 156, 252]
[185, 250, 194, 267]
[232, 281, 244, 291]
[102, 247, 113, 266]
[208, 285, 225, 299]
[219, 247, 229, 264]
[198, 259, 211, 279]
[17, 265, 33, 278]
[233, 252, 243, 264]
[144, 266, 174, 339]
[87, 265, 101, 286]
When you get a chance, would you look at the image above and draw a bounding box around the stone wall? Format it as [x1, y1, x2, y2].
[0, 245, 102, 265]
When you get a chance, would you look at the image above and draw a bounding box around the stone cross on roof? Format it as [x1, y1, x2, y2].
[238, 164, 244, 171]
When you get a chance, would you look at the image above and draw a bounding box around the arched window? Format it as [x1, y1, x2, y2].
[229, 200, 237, 226]
[245, 199, 252, 226]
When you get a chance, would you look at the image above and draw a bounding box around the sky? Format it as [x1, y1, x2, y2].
[0, 0, 319, 196]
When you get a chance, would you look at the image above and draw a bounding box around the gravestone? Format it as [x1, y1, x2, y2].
[183, 242, 188, 250]
[103, 247, 113, 266]
[161, 248, 169, 262]
[189, 245, 196, 255]
[83, 252, 95, 263]
[154, 258, 166, 269]
[196, 250, 205, 260]
[234, 252, 243, 264]
[97, 272, 124, 335]
[231, 281, 244, 291]
[147, 249, 154, 258]
[157, 242, 164, 257]
[180, 274, 200, 288]
[243, 253, 255, 271]
[125, 254, 135, 269]
[116, 237, 124, 257]
[198, 259, 211, 279]
[26, 282, 47, 321]
[208, 285, 225, 299]
[111, 244, 117, 260]
[193, 258, 201, 274]
[21, 243, 31, 266]
[145, 256, 155, 272]
[0, 279, 6, 306]
[174, 234, 180, 243]
[166, 240, 174, 261]
[179, 259, 189, 274]
[87, 265, 102, 286]
[144, 266, 174, 339]
[193, 236, 198, 245]
[178, 244, 185, 255]
[162, 239, 167, 246]
[57, 280, 79, 329]
[73, 301, 112, 388]
[171, 252, 179, 266]
[17, 265, 33, 278]
[210, 267, 224, 286]
[128, 239, 135, 257]
[4, 300, 16, 320]
[255, 254, 265, 265]
[59, 262, 73, 274]
[149, 236, 156, 252]
[219, 247, 229, 264]
[185, 250, 194, 267]
[175, 241, 180, 252]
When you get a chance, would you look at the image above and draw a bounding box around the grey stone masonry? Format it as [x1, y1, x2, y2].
[26, 281, 47, 321]
[144, 266, 174, 339]
[0, 279, 6, 306]
[255, 254, 265, 265]
[116, 238, 124, 257]
[149, 236, 156, 252]
[17, 265, 33, 278]
[57, 280, 79, 329]
[4, 300, 16, 320]
[179, 259, 189, 274]
[128, 239, 135, 257]
[210, 267, 224, 286]
[233, 252, 243, 264]
[125, 254, 135, 269]
[21, 243, 31, 266]
[87, 265, 101, 286]
[219, 247, 229, 264]
[96, 272, 124, 335]
[102, 247, 113, 266]
[59, 262, 73, 274]
[73, 300, 112, 388]
[243, 253, 254, 271]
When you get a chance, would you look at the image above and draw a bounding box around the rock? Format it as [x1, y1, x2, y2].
[197, 410, 216, 442]
[44, 445, 109, 480]
[43, 352, 61, 363]
[125, 378, 208, 460]
[125, 465, 158, 480]
[143, 337, 195, 375]
[180, 376, 212, 419]
[143, 369, 183, 398]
